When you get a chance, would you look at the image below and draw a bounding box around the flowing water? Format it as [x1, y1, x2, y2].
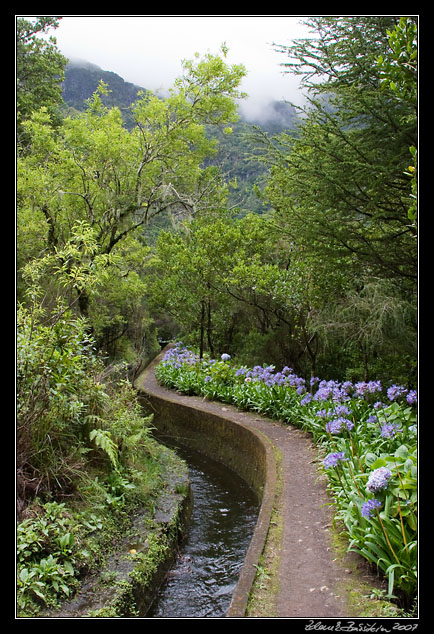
[145, 434, 259, 618]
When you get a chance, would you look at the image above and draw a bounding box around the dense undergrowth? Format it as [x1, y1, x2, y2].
[16, 304, 167, 617]
[156, 342, 418, 610]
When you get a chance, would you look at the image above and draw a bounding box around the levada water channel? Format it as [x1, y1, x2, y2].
[145, 431, 260, 618]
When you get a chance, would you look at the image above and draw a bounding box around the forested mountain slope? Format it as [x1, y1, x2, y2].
[62, 59, 298, 130]
[61, 60, 299, 215]
[62, 60, 144, 111]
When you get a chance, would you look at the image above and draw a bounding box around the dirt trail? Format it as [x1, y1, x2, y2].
[135, 353, 385, 619]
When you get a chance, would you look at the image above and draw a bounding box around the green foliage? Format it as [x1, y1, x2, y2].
[17, 501, 82, 611]
[149, 199, 417, 383]
[237, 16, 418, 382]
[16, 301, 159, 614]
[309, 278, 417, 384]
[17, 47, 247, 362]
[17, 19, 418, 615]
[17, 292, 156, 504]
[62, 61, 143, 127]
[377, 17, 417, 228]
[148, 209, 303, 363]
[377, 17, 417, 105]
[89, 429, 119, 469]
[16, 17, 67, 141]
[266, 16, 417, 283]
[17, 303, 100, 495]
[341, 441, 417, 601]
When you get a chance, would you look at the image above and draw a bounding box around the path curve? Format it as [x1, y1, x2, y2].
[135, 349, 379, 619]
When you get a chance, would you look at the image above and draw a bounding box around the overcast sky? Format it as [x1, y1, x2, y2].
[42, 15, 315, 120]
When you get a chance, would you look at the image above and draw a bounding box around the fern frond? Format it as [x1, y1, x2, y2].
[89, 428, 118, 468]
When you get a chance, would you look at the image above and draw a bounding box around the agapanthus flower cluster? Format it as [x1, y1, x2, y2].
[308, 375, 417, 409]
[313, 379, 350, 403]
[366, 467, 392, 493]
[326, 417, 355, 434]
[161, 344, 417, 415]
[235, 367, 248, 378]
[323, 451, 348, 469]
[241, 364, 307, 391]
[162, 343, 200, 368]
[381, 422, 402, 439]
[315, 409, 329, 418]
[300, 393, 312, 406]
[361, 498, 382, 518]
[406, 390, 417, 405]
[334, 404, 352, 417]
[354, 381, 382, 398]
[387, 385, 408, 402]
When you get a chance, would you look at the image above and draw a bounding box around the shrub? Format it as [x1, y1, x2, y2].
[16, 304, 160, 614]
[17, 304, 156, 508]
[17, 304, 105, 503]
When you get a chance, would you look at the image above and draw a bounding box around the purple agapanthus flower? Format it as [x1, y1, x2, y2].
[323, 452, 348, 469]
[387, 384, 408, 401]
[368, 380, 382, 393]
[326, 419, 343, 434]
[381, 423, 402, 439]
[361, 498, 382, 518]
[355, 381, 382, 398]
[366, 467, 392, 493]
[301, 393, 312, 406]
[354, 382, 368, 397]
[342, 381, 354, 394]
[316, 409, 329, 418]
[326, 417, 354, 434]
[314, 387, 333, 401]
[334, 404, 351, 417]
[406, 390, 417, 405]
[344, 418, 355, 431]
[163, 343, 200, 367]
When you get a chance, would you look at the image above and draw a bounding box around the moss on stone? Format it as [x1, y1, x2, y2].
[246, 446, 283, 618]
[40, 443, 191, 618]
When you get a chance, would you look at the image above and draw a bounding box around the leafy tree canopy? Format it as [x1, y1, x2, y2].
[16, 16, 68, 140]
[261, 16, 417, 287]
[17, 47, 247, 356]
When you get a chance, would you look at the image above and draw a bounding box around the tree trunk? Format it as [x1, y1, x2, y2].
[199, 299, 206, 359]
[78, 288, 90, 319]
[206, 296, 214, 357]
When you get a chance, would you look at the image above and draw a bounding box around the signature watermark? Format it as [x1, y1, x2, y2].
[305, 622, 418, 633]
